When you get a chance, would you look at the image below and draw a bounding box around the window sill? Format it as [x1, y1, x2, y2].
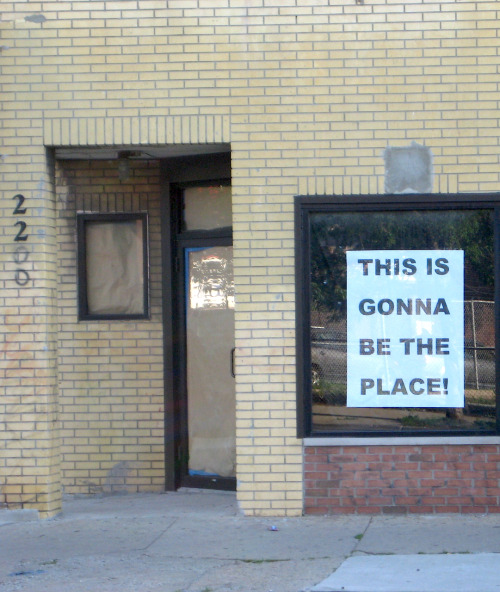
[304, 435, 500, 447]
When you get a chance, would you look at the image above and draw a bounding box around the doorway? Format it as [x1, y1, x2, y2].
[161, 154, 234, 491]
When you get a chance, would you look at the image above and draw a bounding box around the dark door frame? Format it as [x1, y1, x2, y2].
[160, 152, 232, 491]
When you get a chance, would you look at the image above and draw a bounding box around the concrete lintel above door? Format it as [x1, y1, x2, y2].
[54, 144, 230, 161]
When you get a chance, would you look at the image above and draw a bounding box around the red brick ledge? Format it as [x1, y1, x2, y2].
[304, 441, 500, 515]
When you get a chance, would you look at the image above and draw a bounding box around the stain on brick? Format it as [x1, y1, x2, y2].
[25, 14, 46, 23]
[104, 462, 131, 495]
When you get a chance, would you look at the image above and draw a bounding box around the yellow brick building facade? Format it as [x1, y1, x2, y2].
[1, 0, 500, 518]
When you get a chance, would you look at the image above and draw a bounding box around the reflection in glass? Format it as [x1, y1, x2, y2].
[309, 209, 495, 434]
[189, 252, 234, 310]
[186, 246, 235, 478]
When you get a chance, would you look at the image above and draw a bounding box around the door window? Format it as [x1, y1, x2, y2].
[186, 245, 235, 478]
[183, 185, 232, 231]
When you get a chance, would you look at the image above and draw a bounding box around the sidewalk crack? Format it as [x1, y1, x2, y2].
[140, 517, 178, 552]
[351, 516, 373, 555]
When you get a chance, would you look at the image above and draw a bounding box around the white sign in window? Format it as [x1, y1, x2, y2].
[347, 250, 464, 408]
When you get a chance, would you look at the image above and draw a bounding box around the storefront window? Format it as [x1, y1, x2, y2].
[296, 197, 498, 436]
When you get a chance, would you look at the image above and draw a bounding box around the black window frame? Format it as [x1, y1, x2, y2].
[77, 212, 150, 321]
[295, 193, 500, 438]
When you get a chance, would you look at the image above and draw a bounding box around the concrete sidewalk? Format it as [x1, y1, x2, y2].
[1, 490, 500, 592]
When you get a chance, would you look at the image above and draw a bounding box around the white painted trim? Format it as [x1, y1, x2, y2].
[304, 436, 500, 447]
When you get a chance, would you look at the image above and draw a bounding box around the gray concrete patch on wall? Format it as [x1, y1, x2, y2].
[384, 142, 433, 194]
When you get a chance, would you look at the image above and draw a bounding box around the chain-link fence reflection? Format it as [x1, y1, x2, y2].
[311, 301, 495, 418]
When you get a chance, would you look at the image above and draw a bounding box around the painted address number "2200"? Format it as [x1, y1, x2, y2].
[12, 194, 30, 286]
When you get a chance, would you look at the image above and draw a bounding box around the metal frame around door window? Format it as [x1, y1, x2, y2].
[175, 232, 235, 491]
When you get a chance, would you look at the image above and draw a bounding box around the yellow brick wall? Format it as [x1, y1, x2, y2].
[0, 141, 61, 517]
[55, 159, 164, 495]
[1, 0, 499, 517]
